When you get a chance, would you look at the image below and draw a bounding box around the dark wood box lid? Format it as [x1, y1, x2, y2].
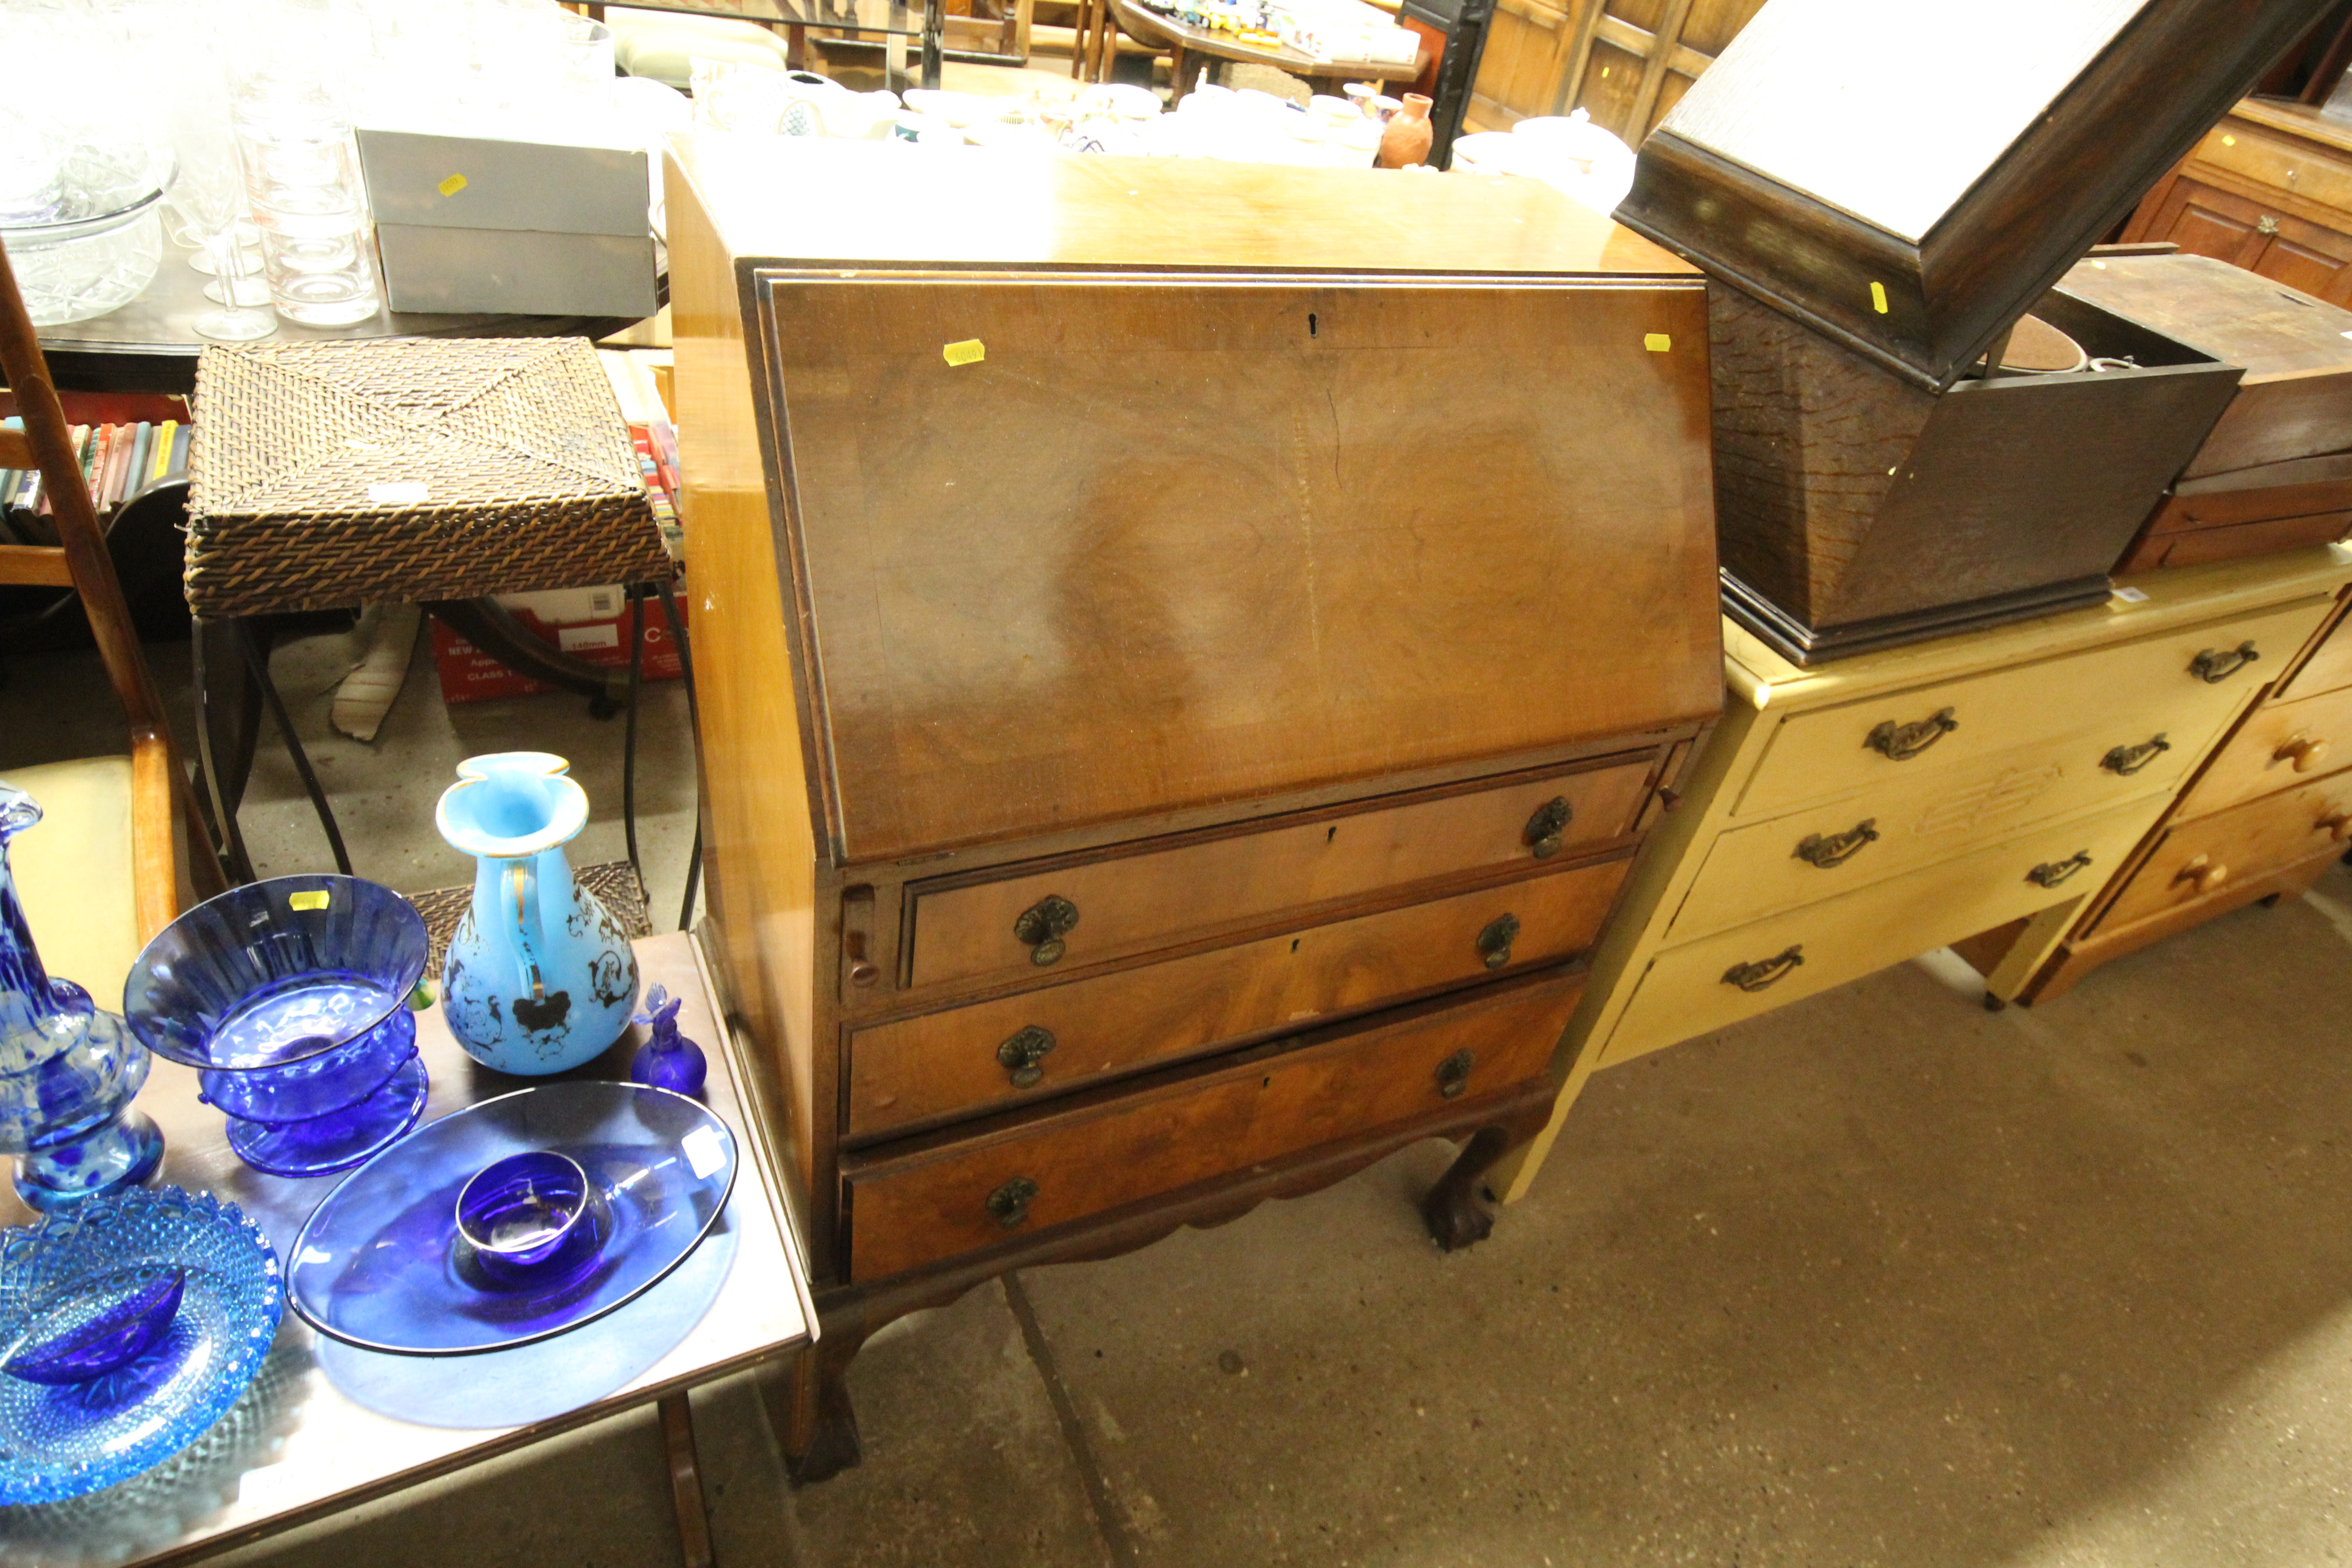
[1612, 0, 2321, 392]
[2057, 252, 2352, 476]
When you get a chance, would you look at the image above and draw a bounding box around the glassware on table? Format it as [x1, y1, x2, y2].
[229, 0, 381, 327]
[289, 1080, 736, 1355]
[437, 753, 641, 1077]
[158, 30, 276, 341]
[455, 1150, 610, 1287]
[0, 786, 165, 1213]
[0, 2, 172, 326]
[122, 875, 430, 1179]
[627, 984, 706, 1098]
[0, 1186, 283, 1506]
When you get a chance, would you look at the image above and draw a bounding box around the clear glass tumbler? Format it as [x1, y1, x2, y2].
[230, 10, 382, 328]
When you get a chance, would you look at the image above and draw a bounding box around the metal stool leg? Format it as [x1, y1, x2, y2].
[190, 616, 258, 885]
[237, 619, 353, 877]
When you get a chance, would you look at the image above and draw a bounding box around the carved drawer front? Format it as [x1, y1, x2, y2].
[1601, 799, 2157, 1067]
[1733, 598, 2332, 819]
[850, 856, 1627, 1138]
[2276, 600, 2352, 702]
[903, 757, 1652, 990]
[842, 966, 1583, 1281]
[1671, 727, 2195, 943]
[2092, 771, 2352, 937]
[2179, 682, 2352, 819]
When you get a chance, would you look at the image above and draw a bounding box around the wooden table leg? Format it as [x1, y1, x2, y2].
[786, 22, 807, 68]
[660, 1392, 717, 1568]
[1168, 40, 1189, 98]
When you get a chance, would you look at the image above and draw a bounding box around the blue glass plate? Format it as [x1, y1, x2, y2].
[0, 1187, 283, 1506]
[287, 1082, 736, 1356]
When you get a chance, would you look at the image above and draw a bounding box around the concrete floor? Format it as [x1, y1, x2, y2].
[9, 616, 2352, 1567]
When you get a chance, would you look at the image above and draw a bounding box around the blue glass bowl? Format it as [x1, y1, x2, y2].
[455, 1151, 611, 1288]
[0, 1187, 282, 1506]
[1, 1263, 185, 1385]
[123, 877, 430, 1178]
[289, 1082, 735, 1356]
[122, 876, 427, 1072]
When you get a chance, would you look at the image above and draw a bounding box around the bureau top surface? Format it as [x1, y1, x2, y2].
[666, 134, 1693, 277]
[2059, 254, 2352, 380]
[1724, 545, 2352, 709]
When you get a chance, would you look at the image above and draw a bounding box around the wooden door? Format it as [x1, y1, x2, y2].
[1465, 0, 1763, 141]
[2129, 173, 2352, 306]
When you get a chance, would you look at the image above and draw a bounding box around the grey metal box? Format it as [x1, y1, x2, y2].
[356, 127, 655, 317]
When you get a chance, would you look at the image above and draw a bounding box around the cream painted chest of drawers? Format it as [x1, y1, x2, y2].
[1496, 547, 2352, 1203]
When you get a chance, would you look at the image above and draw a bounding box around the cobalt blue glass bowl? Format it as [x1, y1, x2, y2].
[122, 877, 430, 1177]
[288, 1081, 735, 1356]
[0, 1186, 282, 1506]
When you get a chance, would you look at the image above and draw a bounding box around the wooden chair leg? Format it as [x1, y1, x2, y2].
[1069, 0, 1091, 77]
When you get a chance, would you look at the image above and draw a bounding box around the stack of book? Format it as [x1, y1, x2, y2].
[0, 417, 192, 545]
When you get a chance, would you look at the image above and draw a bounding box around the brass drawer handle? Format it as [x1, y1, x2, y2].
[2101, 735, 2170, 776]
[2258, 214, 2281, 236]
[2278, 733, 2332, 774]
[985, 1176, 1039, 1229]
[1524, 796, 1573, 858]
[1012, 894, 1079, 966]
[1475, 913, 1520, 969]
[2190, 642, 2260, 683]
[996, 1025, 1056, 1088]
[2174, 854, 2229, 895]
[1865, 708, 1957, 761]
[1722, 945, 1804, 992]
[1794, 818, 1878, 868]
[1436, 1048, 1475, 1099]
[2026, 851, 2093, 888]
[2318, 813, 2352, 843]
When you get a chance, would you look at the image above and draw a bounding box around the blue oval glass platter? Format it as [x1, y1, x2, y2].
[287, 1081, 736, 1356]
[0, 1187, 283, 1505]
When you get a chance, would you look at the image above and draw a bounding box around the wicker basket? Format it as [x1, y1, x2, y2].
[186, 338, 672, 618]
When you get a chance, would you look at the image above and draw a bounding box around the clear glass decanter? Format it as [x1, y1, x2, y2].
[0, 784, 164, 1210]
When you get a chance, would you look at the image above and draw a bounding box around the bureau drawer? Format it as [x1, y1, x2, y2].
[2091, 770, 2352, 936]
[1734, 598, 2326, 818]
[1603, 799, 2156, 1065]
[904, 757, 1652, 990]
[1672, 726, 2185, 943]
[852, 855, 1626, 1137]
[2179, 682, 2352, 818]
[843, 965, 1583, 1281]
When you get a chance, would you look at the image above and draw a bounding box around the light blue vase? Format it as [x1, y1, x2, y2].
[435, 754, 638, 1076]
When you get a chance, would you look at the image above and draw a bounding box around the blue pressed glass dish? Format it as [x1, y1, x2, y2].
[123, 877, 431, 1177]
[288, 1081, 736, 1356]
[0, 1186, 283, 1506]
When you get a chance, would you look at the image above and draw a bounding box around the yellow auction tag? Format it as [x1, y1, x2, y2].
[438, 173, 469, 197]
[289, 890, 330, 911]
[1869, 281, 1888, 314]
[1643, 333, 1671, 353]
[942, 339, 985, 367]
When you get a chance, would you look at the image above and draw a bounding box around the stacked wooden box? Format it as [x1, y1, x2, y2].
[1611, 0, 2321, 663]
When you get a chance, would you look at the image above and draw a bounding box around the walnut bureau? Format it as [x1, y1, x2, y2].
[1999, 551, 2352, 1001]
[1493, 549, 2351, 1203]
[664, 135, 1724, 1478]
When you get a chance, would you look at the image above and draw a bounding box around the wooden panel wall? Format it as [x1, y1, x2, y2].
[1465, 0, 1764, 142]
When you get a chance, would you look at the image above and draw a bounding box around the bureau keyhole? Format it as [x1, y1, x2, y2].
[1308, 312, 1318, 337]
[1290, 938, 1300, 953]
[1325, 826, 1338, 844]
[1263, 1075, 1272, 1088]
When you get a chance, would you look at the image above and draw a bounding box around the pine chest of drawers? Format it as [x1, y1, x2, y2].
[665, 135, 1724, 1477]
[1494, 549, 2350, 1203]
[2006, 547, 2352, 1001]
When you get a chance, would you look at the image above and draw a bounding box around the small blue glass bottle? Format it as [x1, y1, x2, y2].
[0, 784, 163, 1210]
[627, 985, 706, 1099]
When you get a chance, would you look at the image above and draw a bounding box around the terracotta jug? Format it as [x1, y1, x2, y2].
[1377, 93, 1433, 168]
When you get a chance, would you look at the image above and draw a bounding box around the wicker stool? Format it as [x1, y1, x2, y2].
[186, 337, 676, 882]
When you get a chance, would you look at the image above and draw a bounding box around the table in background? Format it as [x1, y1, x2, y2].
[1096, 0, 1426, 100]
[35, 238, 643, 398]
[0, 931, 814, 1568]
[588, 0, 949, 90]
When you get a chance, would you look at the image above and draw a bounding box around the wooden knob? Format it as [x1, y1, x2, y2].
[2174, 855, 2229, 895]
[2276, 733, 2331, 774]
[2318, 813, 2352, 843]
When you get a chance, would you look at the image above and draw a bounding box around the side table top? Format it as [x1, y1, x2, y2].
[0, 930, 812, 1568]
